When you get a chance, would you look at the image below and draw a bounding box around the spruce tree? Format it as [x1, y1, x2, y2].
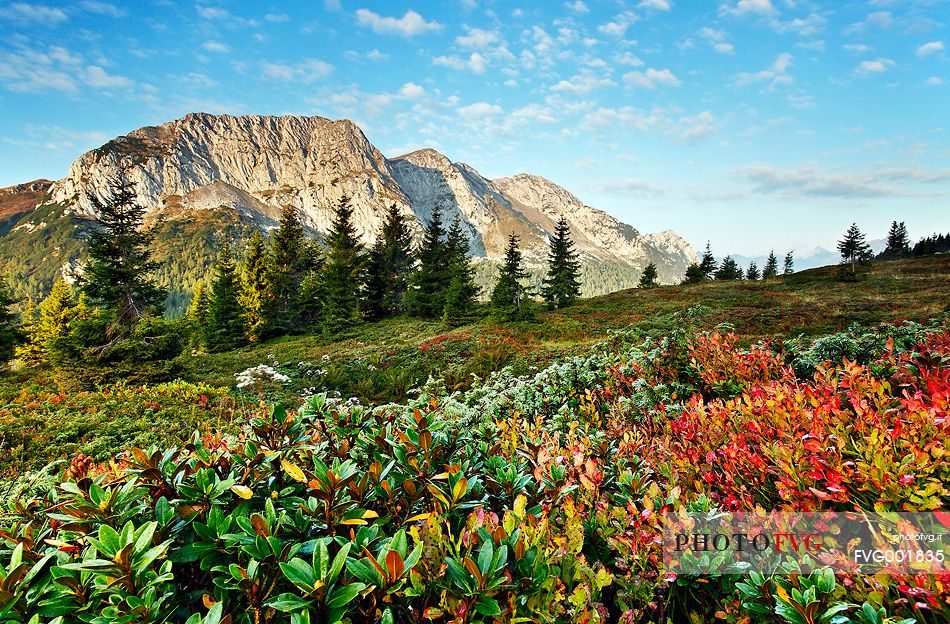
[881, 221, 911, 259]
[265, 205, 308, 335]
[205, 243, 246, 352]
[715, 256, 742, 280]
[239, 230, 269, 339]
[405, 207, 450, 318]
[762, 251, 779, 279]
[23, 279, 76, 362]
[0, 282, 23, 364]
[682, 263, 705, 284]
[320, 195, 366, 335]
[699, 242, 718, 279]
[783, 251, 794, 275]
[837, 223, 872, 274]
[186, 282, 209, 350]
[745, 261, 760, 281]
[638, 262, 659, 288]
[541, 216, 582, 308]
[81, 179, 165, 327]
[442, 217, 479, 325]
[365, 203, 415, 320]
[490, 233, 530, 321]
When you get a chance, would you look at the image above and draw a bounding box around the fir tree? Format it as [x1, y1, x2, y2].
[264, 205, 308, 335]
[762, 251, 779, 279]
[745, 261, 760, 281]
[912, 233, 950, 256]
[205, 243, 246, 352]
[540, 216, 582, 308]
[783, 251, 794, 275]
[442, 217, 479, 325]
[0, 282, 23, 364]
[365, 203, 415, 320]
[23, 279, 76, 362]
[682, 263, 705, 284]
[638, 263, 659, 288]
[186, 282, 209, 350]
[239, 230, 269, 339]
[405, 206, 450, 318]
[320, 195, 366, 335]
[490, 233, 530, 321]
[81, 179, 165, 328]
[881, 221, 911, 259]
[837, 223, 872, 274]
[699, 242, 718, 279]
[715, 256, 742, 280]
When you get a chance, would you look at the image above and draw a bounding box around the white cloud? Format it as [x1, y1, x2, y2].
[738, 163, 950, 199]
[714, 43, 735, 54]
[84, 65, 134, 89]
[580, 105, 718, 144]
[458, 102, 503, 118]
[844, 11, 893, 35]
[720, 0, 775, 17]
[843, 44, 870, 54]
[551, 70, 616, 94]
[736, 53, 793, 88]
[925, 76, 943, 86]
[598, 11, 638, 37]
[324, 0, 342, 10]
[261, 59, 333, 83]
[265, 12, 289, 23]
[787, 93, 816, 109]
[80, 2, 127, 18]
[202, 40, 230, 54]
[615, 52, 645, 66]
[564, 1, 589, 14]
[638, 0, 672, 10]
[398, 82, 425, 99]
[355, 9, 441, 37]
[677, 111, 716, 143]
[0, 2, 68, 22]
[455, 27, 498, 48]
[433, 52, 487, 74]
[623, 68, 681, 89]
[917, 41, 944, 57]
[855, 58, 894, 76]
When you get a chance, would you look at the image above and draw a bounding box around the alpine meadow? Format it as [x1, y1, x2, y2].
[0, 2, 949, 624]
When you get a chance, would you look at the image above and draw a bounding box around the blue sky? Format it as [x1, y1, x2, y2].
[1, 0, 948, 256]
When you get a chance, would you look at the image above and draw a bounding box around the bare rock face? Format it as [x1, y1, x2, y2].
[44, 113, 697, 283]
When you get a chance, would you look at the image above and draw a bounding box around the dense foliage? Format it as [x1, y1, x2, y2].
[1, 316, 947, 623]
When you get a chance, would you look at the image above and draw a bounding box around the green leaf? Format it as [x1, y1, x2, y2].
[328, 543, 351, 585]
[280, 559, 316, 591]
[267, 593, 311, 613]
[477, 540, 494, 576]
[326, 583, 366, 609]
[474, 596, 502, 617]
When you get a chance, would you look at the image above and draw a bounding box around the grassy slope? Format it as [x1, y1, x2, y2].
[177, 255, 950, 402]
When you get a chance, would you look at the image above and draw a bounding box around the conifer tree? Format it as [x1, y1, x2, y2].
[699, 242, 718, 279]
[0, 282, 23, 364]
[264, 205, 308, 335]
[541, 216, 582, 308]
[239, 230, 269, 339]
[715, 256, 742, 280]
[442, 217, 479, 325]
[81, 180, 165, 328]
[783, 251, 794, 275]
[490, 233, 530, 321]
[23, 279, 76, 362]
[682, 263, 705, 284]
[837, 223, 872, 274]
[745, 261, 760, 281]
[881, 221, 911, 259]
[205, 243, 246, 352]
[638, 263, 659, 288]
[762, 251, 779, 279]
[365, 203, 415, 320]
[186, 282, 209, 349]
[405, 207, 450, 318]
[320, 195, 366, 335]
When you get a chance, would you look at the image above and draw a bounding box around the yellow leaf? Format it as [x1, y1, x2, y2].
[281, 460, 307, 483]
[362, 510, 380, 519]
[231, 485, 253, 499]
[339, 518, 368, 526]
[405, 512, 434, 523]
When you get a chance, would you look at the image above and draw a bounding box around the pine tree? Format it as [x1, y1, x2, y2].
[239, 230, 269, 339]
[365, 203, 415, 320]
[715, 256, 742, 280]
[783, 251, 794, 275]
[682, 263, 705, 284]
[320, 195, 366, 335]
[205, 243, 246, 352]
[491, 233, 531, 321]
[881, 221, 911, 259]
[541, 216, 582, 308]
[0, 282, 23, 364]
[442, 217, 480, 325]
[638, 263, 659, 288]
[186, 282, 209, 350]
[81, 179, 165, 328]
[699, 242, 718, 279]
[264, 205, 308, 335]
[405, 207, 450, 318]
[762, 251, 779, 279]
[745, 261, 760, 281]
[837, 223, 872, 274]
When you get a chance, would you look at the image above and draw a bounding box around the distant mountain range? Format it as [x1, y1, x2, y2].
[726, 240, 887, 273]
[0, 113, 697, 311]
